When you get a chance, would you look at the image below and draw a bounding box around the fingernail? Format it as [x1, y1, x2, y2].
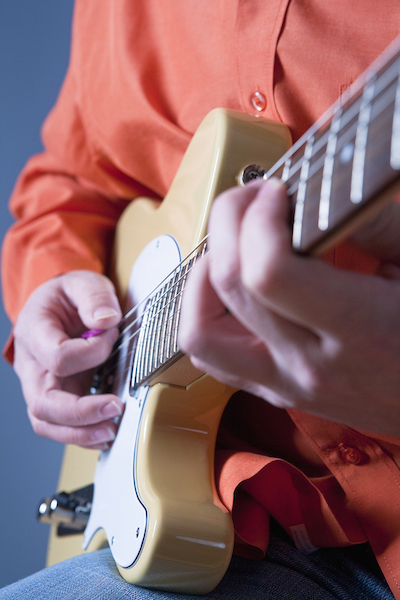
[100, 401, 122, 419]
[265, 177, 286, 190]
[93, 307, 120, 322]
[92, 427, 116, 444]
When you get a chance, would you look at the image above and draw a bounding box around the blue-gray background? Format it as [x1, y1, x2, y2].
[0, 1, 74, 587]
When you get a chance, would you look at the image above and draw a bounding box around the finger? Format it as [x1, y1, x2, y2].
[206, 180, 264, 306]
[376, 262, 400, 280]
[205, 179, 319, 341]
[179, 254, 281, 386]
[61, 270, 122, 331]
[238, 179, 394, 334]
[28, 410, 120, 449]
[17, 324, 119, 378]
[16, 344, 124, 427]
[180, 251, 319, 401]
[16, 271, 122, 377]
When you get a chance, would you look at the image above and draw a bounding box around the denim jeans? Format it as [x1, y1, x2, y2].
[0, 522, 394, 599]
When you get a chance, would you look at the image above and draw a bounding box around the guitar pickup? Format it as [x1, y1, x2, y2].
[37, 484, 93, 536]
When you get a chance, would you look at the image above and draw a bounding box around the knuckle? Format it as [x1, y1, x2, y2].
[301, 368, 324, 398]
[47, 346, 71, 377]
[71, 399, 90, 427]
[28, 412, 46, 437]
[179, 328, 203, 357]
[242, 254, 283, 300]
[209, 254, 240, 298]
[88, 287, 117, 307]
[28, 394, 47, 423]
[296, 357, 328, 400]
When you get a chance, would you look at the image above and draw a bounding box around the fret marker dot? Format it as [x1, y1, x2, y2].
[340, 142, 354, 164]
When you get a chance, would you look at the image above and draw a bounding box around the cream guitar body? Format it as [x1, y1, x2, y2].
[46, 108, 291, 594]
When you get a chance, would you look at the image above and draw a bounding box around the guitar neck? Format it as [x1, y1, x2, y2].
[130, 243, 206, 390]
[271, 35, 400, 256]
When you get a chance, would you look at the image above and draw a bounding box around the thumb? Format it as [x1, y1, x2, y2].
[14, 271, 122, 377]
[61, 270, 122, 331]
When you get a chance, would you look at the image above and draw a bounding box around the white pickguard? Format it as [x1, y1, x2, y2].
[83, 234, 182, 568]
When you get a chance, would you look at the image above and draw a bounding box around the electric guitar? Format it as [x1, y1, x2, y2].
[42, 36, 400, 595]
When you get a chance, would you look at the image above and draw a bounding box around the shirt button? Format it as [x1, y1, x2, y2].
[251, 91, 267, 112]
[338, 443, 362, 465]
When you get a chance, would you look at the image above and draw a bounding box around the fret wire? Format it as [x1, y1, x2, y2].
[170, 268, 184, 357]
[173, 253, 199, 353]
[139, 298, 153, 382]
[126, 255, 198, 383]
[350, 77, 377, 204]
[141, 296, 155, 381]
[153, 280, 170, 369]
[318, 108, 342, 231]
[134, 310, 145, 386]
[143, 290, 161, 378]
[137, 246, 207, 366]
[151, 286, 167, 371]
[116, 287, 187, 389]
[281, 157, 292, 183]
[171, 270, 184, 356]
[164, 272, 179, 360]
[292, 136, 314, 248]
[167, 259, 191, 358]
[104, 236, 209, 368]
[130, 255, 200, 387]
[133, 302, 149, 386]
[139, 297, 156, 382]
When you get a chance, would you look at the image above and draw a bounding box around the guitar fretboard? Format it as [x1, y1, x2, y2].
[129, 242, 207, 390]
[267, 36, 400, 255]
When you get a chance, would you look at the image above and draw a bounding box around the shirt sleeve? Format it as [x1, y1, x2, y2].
[1, 32, 150, 362]
[2, 65, 127, 310]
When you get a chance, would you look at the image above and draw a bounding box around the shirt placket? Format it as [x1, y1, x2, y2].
[234, 0, 291, 122]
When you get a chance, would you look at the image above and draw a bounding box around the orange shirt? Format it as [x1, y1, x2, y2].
[2, 0, 400, 596]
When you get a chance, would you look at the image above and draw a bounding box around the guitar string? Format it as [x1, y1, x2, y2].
[272, 61, 400, 190]
[131, 251, 199, 385]
[91, 240, 207, 381]
[286, 76, 399, 198]
[91, 62, 400, 391]
[106, 236, 208, 347]
[273, 49, 400, 185]
[95, 247, 206, 391]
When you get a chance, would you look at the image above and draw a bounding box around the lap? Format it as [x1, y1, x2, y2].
[0, 522, 394, 600]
